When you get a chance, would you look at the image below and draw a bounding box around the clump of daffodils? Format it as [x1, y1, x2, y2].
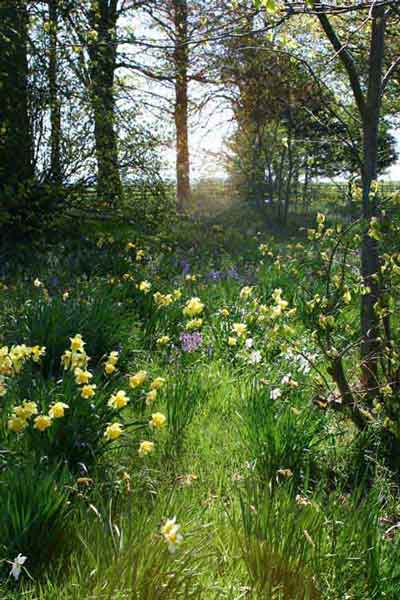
[0, 344, 45, 377]
[61, 334, 89, 371]
[161, 517, 183, 553]
[104, 351, 119, 375]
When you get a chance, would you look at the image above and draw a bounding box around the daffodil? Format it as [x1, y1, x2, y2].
[8, 416, 27, 433]
[129, 370, 148, 388]
[70, 334, 85, 353]
[138, 280, 151, 293]
[156, 335, 170, 346]
[81, 384, 96, 399]
[183, 297, 204, 317]
[161, 517, 183, 553]
[34, 415, 52, 431]
[150, 377, 166, 391]
[104, 422, 123, 441]
[149, 412, 167, 429]
[49, 402, 69, 418]
[145, 389, 157, 405]
[74, 367, 93, 385]
[240, 286, 253, 300]
[9, 554, 27, 581]
[14, 401, 38, 419]
[104, 361, 117, 375]
[138, 440, 155, 457]
[185, 318, 203, 330]
[108, 390, 129, 410]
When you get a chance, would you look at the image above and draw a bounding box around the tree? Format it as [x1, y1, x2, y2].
[255, 0, 400, 396]
[0, 1, 34, 205]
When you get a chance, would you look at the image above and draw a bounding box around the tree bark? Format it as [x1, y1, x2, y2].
[48, 0, 62, 184]
[173, 0, 191, 210]
[89, 0, 122, 204]
[360, 6, 386, 394]
[0, 1, 33, 198]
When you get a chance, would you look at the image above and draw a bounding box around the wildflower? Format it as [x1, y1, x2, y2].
[104, 422, 123, 441]
[343, 289, 352, 304]
[149, 412, 167, 429]
[74, 367, 93, 385]
[316, 212, 325, 226]
[76, 477, 93, 486]
[62, 291, 69, 301]
[146, 389, 158, 405]
[185, 318, 203, 330]
[156, 335, 170, 346]
[249, 350, 262, 364]
[281, 373, 298, 387]
[232, 323, 247, 337]
[150, 377, 166, 391]
[270, 388, 282, 400]
[14, 401, 38, 419]
[161, 517, 183, 553]
[8, 416, 27, 433]
[61, 350, 72, 369]
[136, 249, 145, 261]
[173, 289, 182, 300]
[70, 334, 85, 353]
[81, 384, 96, 399]
[277, 468, 293, 479]
[245, 338, 253, 349]
[296, 494, 311, 506]
[129, 370, 148, 388]
[31, 345, 46, 362]
[0, 378, 7, 396]
[185, 274, 196, 282]
[180, 331, 203, 352]
[138, 440, 155, 457]
[228, 336, 237, 347]
[219, 308, 230, 318]
[104, 361, 117, 375]
[108, 390, 129, 410]
[9, 554, 27, 581]
[240, 286, 253, 300]
[183, 297, 204, 317]
[138, 280, 151, 294]
[49, 402, 69, 419]
[108, 351, 119, 365]
[33, 278, 43, 288]
[34, 415, 52, 431]
[126, 242, 135, 250]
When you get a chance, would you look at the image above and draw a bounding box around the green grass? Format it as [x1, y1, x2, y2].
[1, 206, 400, 598]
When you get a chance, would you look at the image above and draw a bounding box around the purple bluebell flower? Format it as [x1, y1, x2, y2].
[205, 270, 224, 282]
[226, 267, 240, 280]
[180, 331, 203, 352]
[180, 259, 190, 275]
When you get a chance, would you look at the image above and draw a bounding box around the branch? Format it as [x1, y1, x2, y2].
[381, 54, 400, 94]
[313, 8, 366, 116]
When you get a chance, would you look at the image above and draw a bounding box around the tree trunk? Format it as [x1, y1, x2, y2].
[173, 0, 191, 210]
[89, 0, 122, 204]
[283, 115, 293, 226]
[48, 0, 62, 184]
[0, 1, 33, 198]
[360, 6, 386, 394]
